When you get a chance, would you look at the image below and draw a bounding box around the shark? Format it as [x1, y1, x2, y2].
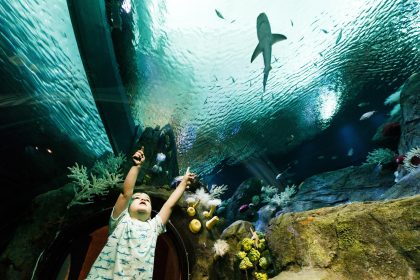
[251, 13, 287, 92]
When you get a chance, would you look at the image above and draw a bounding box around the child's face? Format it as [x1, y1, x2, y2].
[129, 193, 152, 219]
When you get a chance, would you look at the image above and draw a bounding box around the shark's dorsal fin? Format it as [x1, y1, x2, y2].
[271, 34, 287, 45]
[251, 43, 262, 63]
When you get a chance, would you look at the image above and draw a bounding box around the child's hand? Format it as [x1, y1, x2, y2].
[182, 167, 196, 189]
[132, 146, 145, 166]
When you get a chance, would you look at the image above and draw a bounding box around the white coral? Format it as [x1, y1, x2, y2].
[194, 187, 212, 208]
[269, 185, 297, 207]
[213, 239, 229, 257]
[261, 186, 278, 204]
[209, 184, 228, 199]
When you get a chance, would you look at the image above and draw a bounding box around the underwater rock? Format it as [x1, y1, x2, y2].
[207, 220, 254, 280]
[398, 72, 420, 155]
[266, 195, 420, 280]
[285, 164, 395, 213]
[381, 168, 420, 199]
[224, 178, 263, 227]
[131, 124, 179, 186]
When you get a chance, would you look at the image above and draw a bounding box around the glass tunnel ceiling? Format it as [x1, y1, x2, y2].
[0, 0, 112, 157]
[1, 0, 419, 177]
[128, 0, 420, 174]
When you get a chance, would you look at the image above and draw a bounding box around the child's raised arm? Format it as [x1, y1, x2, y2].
[112, 147, 145, 219]
[159, 167, 196, 224]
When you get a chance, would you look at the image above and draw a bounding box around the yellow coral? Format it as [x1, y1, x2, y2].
[257, 238, 266, 251]
[248, 248, 261, 262]
[259, 257, 268, 270]
[237, 251, 247, 259]
[241, 237, 253, 252]
[254, 272, 268, 280]
[239, 257, 253, 270]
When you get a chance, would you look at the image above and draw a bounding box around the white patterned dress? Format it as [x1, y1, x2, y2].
[86, 208, 166, 280]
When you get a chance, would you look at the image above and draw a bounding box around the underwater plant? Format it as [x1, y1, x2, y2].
[362, 148, 396, 166]
[403, 147, 420, 173]
[67, 153, 125, 208]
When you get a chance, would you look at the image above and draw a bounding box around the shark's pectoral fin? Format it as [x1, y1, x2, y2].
[271, 34, 287, 45]
[251, 43, 262, 63]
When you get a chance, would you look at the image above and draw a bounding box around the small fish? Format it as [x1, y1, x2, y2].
[239, 204, 249, 213]
[290, 19, 294, 27]
[317, 155, 325, 160]
[347, 148, 354, 157]
[357, 102, 370, 107]
[360, 110, 376, 120]
[331, 155, 338, 160]
[336, 29, 343, 44]
[230, 19, 236, 23]
[215, 9, 224, 19]
[321, 29, 328, 34]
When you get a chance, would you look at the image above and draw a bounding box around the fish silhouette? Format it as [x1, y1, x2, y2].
[251, 13, 287, 92]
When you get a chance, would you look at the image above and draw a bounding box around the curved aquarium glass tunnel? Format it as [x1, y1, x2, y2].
[0, 0, 419, 279]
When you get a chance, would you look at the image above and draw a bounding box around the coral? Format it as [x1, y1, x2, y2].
[239, 257, 253, 270]
[257, 239, 266, 251]
[67, 153, 125, 208]
[241, 238, 253, 252]
[248, 248, 260, 262]
[362, 148, 396, 166]
[254, 272, 268, 280]
[403, 147, 420, 173]
[261, 186, 277, 204]
[269, 185, 297, 207]
[213, 239, 229, 257]
[193, 187, 212, 208]
[236, 233, 274, 277]
[237, 251, 247, 260]
[91, 152, 125, 176]
[259, 257, 268, 270]
[208, 184, 228, 199]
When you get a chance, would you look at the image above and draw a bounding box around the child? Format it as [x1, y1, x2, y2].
[86, 147, 196, 279]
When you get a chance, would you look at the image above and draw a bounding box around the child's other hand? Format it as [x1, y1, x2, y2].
[182, 167, 196, 189]
[132, 146, 145, 166]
